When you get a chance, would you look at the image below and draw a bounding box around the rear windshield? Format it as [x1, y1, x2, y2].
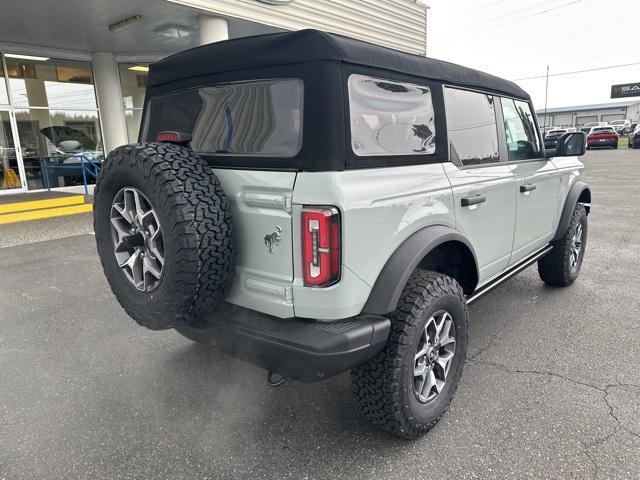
[592, 127, 614, 132]
[143, 79, 303, 157]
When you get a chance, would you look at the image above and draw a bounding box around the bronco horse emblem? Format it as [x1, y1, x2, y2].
[264, 226, 282, 253]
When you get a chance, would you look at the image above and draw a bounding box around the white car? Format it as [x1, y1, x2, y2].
[609, 119, 631, 135]
[580, 121, 608, 133]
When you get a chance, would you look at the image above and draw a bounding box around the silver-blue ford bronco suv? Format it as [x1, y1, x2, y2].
[94, 30, 591, 439]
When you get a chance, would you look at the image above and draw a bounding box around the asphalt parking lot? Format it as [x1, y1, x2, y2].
[1, 147, 639, 479]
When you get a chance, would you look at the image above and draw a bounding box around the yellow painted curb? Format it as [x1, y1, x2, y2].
[0, 203, 93, 225]
[0, 195, 87, 214]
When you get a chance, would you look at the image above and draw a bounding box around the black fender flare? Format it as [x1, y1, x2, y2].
[552, 181, 591, 242]
[361, 225, 478, 315]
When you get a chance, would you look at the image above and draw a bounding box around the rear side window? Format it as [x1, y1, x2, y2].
[444, 87, 500, 166]
[501, 98, 541, 161]
[348, 74, 436, 156]
[144, 79, 303, 157]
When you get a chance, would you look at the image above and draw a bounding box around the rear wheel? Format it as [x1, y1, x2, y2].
[538, 203, 587, 286]
[351, 270, 468, 439]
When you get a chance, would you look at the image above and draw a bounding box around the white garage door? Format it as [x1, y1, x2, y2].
[553, 113, 573, 126]
[576, 116, 598, 126]
[602, 113, 625, 123]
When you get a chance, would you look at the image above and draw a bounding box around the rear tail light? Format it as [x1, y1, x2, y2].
[156, 131, 192, 144]
[301, 207, 341, 287]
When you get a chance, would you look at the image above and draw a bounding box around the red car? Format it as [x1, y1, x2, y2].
[586, 126, 619, 149]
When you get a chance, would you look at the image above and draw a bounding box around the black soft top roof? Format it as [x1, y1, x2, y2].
[148, 29, 530, 100]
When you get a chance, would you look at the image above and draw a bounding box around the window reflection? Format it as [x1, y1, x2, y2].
[119, 63, 149, 142]
[501, 98, 541, 161]
[125, 109, 144, 143]
[0, 59, 8, 104]
[444, 87, 500, 166]
[349, 74, 436, 156]
[1, 111, 22, 190]
[6, 58, 96, 109]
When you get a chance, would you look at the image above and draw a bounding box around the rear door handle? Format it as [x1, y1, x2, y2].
[520, 183, 537, 193]
[461, 194, 486, 207]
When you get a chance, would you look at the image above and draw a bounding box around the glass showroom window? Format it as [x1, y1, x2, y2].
[5, 57, 102, 190]
[119, 63, 149, 142]
[0, 57, 8, 104]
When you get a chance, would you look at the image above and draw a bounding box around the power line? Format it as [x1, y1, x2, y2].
[456, 0, 505, 19]
[512, 62, 640, 81]
[432, 0, 584, 47]
[452, 0, 556, 29]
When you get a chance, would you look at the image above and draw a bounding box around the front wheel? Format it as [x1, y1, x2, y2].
[538, 203, 587, 286]
[351, 270, 468, 439]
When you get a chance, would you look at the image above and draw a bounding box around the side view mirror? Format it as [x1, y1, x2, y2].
[546, 131, 586, 158]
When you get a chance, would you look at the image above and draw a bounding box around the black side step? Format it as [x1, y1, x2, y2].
[467, 244, 553, 305]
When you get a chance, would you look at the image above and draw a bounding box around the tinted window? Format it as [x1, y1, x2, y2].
[501, 98, 541, 161]
[444, 87, 499, 166]
[144, 79, 303, 157]
[348, 74, 436, 156]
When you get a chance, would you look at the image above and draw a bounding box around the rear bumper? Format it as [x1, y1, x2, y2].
[587, 138, 617, 146]
[187, 303, 390, 383]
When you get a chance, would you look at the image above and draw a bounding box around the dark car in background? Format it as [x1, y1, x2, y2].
[586, 126, 619, 149]
[628, 124, 640, 149]
[544, 128, 568, 150]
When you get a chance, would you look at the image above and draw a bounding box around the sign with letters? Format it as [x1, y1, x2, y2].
[611, 82, 640, 99]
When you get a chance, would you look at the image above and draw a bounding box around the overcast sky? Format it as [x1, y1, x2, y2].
[426, 0, 640, 111]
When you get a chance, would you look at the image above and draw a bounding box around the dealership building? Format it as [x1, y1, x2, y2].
[0, 0, 427, 196]
[536, 100, 640, 129]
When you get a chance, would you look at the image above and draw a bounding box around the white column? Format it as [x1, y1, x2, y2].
[199, 15, 229, 45]
[92, 52, 128, 153]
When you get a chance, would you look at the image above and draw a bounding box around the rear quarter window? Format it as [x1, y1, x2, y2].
[348, 74, 436, 156]
[143, 79, 303, 157]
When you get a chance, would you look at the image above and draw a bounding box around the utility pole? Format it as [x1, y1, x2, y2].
[543, 65, 550, 132]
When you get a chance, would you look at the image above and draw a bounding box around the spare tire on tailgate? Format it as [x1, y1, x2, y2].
[93, 142, 236, 330]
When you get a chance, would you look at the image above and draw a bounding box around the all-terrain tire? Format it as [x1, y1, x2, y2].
[538, 203, 587, 286]
[351, 270, 468, 439]
[94, 142, 236, 330]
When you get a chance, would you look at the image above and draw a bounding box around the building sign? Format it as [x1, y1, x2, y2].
[611, 82, 640, 99]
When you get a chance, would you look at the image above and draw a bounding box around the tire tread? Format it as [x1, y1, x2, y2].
[94, 142, 236, 329]
[351, 270, 468, 439]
